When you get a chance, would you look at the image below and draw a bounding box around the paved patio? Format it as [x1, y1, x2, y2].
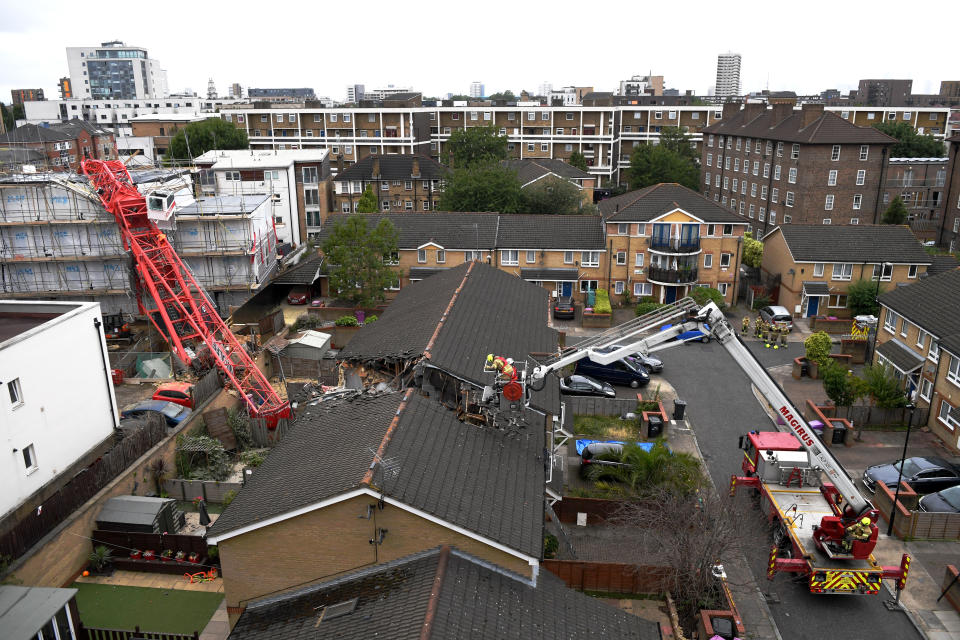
[76, 568, 223, 593]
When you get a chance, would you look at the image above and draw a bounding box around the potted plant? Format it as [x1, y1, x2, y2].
[129, 549, 142, 560]
[160, 549, 174, 562]
[188, 551, 200, 563]
[143, 549, 156, 560]
[175, 551, 186, 563]
[88, 545, 114, 576]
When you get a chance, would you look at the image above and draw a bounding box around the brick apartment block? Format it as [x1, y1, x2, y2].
[0, 120, 116, 172]
[332, 155, 447, 213]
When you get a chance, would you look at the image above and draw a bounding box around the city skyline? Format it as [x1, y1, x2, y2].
[1, 0, 955, 104]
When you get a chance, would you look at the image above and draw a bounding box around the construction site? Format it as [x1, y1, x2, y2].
[0, 169, 278, 315]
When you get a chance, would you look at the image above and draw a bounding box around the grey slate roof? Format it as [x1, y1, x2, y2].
[339, 262, 560, 414]
[228, 546, 659, 640]
[876, 338, 925, 373]
[802, 281, 831, 296]
[208, 392, 545, 558]
[496, 215, 605, 249]
[271, 256, 324, 285]
[598, 183, 745, 223]
[318, 213, 499, 249]
[521, 267, 579, 281]
[0, 119, 112, 144]
[927, 255, 960, 276]
[703, 109, 896, 145]
[408, 266, 448, 279]
[505, 159, 593, 185]
[879, 269, 960, 356]
[772, 224, 932, 264]
[334, 154, 448, 182]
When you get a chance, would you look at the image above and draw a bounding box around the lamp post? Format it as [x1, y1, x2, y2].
[887, 402, 916, 537]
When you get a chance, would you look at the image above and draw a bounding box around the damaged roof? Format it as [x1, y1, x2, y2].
[207, 391, 545, 558]
[229, 546, 660, 640]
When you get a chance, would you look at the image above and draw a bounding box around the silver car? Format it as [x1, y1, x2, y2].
[759, 305, 793, 331]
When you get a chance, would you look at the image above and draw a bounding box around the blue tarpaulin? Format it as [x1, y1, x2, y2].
[575, 439, 656, 455]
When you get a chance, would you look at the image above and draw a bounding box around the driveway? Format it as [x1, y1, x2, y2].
[658, 338, 922, 640]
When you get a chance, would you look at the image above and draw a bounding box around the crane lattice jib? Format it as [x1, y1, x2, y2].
[81, 159, 289, 420]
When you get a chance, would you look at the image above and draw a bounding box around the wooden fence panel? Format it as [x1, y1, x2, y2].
[163, 479, 242, 503]
[82, 624, 199, 640]
[542, 560, 672, 594]
[192, 369, 222, 407]
[248, 418, 291, 447]
[202, 407, 236, 450]
[910, 512, 960, 540]
[835, 405, 928, 428]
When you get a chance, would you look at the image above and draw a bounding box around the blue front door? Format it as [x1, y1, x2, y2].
[665, 286, 677, 303]
[807, 296, 819, 317]
[561, 282, 572, 297]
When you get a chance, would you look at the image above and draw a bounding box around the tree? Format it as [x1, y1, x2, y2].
[821, 359, 864, 407]
[487, 90, 516, 102]
[167, 118, 248, 160]
[847, 278, 882, 316]
[627, 143, 699, 192]
[804, 331, 833, 366]
[322, 216, 399, 307]
[882, 196, 908, 225]
[445, 124, 508, 168]
[0, 102, 12, 132]
[689, 286, 726, 310]
[872, 122, 945, 158]
[568, 151, 588, 172]
[742, 231, 763, 268]
[657, 126, 698, 162]
[439, 165, 524, 213]
[520, 176, 594, 214]
[860, 364, 909, 409]
[356, 185, 378, 213]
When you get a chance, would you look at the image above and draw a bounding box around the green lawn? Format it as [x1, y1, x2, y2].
[72, 583, 223, 634]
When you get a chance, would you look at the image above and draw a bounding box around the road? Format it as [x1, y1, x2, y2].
[657, 337, 921, 640]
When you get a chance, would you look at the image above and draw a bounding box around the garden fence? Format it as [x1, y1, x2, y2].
[163, 479, 242, 503]
[0, 419, 166, 561]
[564, 397, 640, 430]
[192, 369, 222, 407]
[80, 625, 199, 640]
[833, 405, 929, 428]
[248, 417, 292, 447]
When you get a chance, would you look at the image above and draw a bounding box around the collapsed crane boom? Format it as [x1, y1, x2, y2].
[81, 159, 289, 421]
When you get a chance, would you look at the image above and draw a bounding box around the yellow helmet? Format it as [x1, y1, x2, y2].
[860, 517, 871, 526]
[486, 354, 494, 364]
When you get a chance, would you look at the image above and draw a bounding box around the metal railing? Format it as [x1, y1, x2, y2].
[649, 237, 701, 253]
[647, 266, 699, 284]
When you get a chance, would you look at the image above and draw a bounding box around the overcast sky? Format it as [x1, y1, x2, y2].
[1, 0, 954, 105]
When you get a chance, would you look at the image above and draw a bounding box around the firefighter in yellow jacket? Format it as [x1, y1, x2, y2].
[485, 354, 517, 382]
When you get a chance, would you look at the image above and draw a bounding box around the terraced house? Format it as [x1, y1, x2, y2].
[874, 269, 960, 451]
[331, 155, 447, 213]
[598, 183, 748, 305]
[760, 224, 931, 318]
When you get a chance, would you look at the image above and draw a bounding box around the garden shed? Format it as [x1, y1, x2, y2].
[269, 330, 332, 379]
[96, 496, 185, 534]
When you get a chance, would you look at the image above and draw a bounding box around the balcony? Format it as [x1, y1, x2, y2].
[647, 266, 698, 285]
[649, 237, 701, 254]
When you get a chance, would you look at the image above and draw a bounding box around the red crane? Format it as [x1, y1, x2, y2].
[82, 159, 289, 423]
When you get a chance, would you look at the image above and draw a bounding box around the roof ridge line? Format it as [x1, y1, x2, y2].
[361, 387, 414, 487]
[418, 545, 450, 640]
[423, 261, 475, 359]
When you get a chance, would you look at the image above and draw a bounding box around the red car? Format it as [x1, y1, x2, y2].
[152, 382, 195, 409]
[287, 287, 310, 305]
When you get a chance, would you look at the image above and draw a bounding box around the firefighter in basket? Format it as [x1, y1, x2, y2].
[485, 354, 517, 383]
[843, 517, 873, 552]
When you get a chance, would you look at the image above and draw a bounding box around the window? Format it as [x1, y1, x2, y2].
[635, 252, 644, 267]
[938, 399, 959, 430]
[341, 202, 351, 213]
[381, 200, 390, 211]
[634, 282, 652, 297]
[302, 166, 319, 183]
[831, 145, 841, 161]
[733, 178, 738, 192]
[329, 113, 336, 122]
[776, 142, 783, 157]
[718, 282, 729, 295]
[920, 378, 933, 401]
[566, 112, 575, 121]
[788, 168, 797, 184]
[404, 180, 413, 190]
[705, 172, 712, 186]
[785, 192, 794, 207]
[470, 111, 478, 121]
[22, 444, 37, 472]
[813, 263, 824, 277]
[908, 264, 919, 279]
[611, 281, 625, 295]
[753, 161, 759, 175]
[343, 114, 351, 123]
[853, 194, 862, 210]
[761, 185, 768, 200]
[501, 250, 519, 266]
[287, 114, 296, 123]
[860, 145, 869, 161]
[751, 183, 757, 197]
[304, 188, 320, 206]
[8, 378, 23, 406]
[883, 310, 901, 332]
[917, 328, 928, 349]
[707, 153, 713, 167]
[832, 263, 853, 280]
[527, 143, 535, 152]
[581, 251, 600, 267]
[708, 134, 714, 147]
[540, 143, 548, 152]
[828, 294, 847, 308]
[527, 111, 535, 121]
[668, 110, 677, 119]
[759, 208, 766, 222]
[465, 250, 483, 262]
[579, 280, 599, 293]
[541, 112, 548, 120]
[564, 251, 574, 264]
[769, 211, 777, 224]
[791, 144, 800, 160]
[703, 254, 713, 268]
[774, 165, 781, 181]
[763, 163, 770, 178]
[655, 111, 662, 119]
[262, 115, 269, 123]
[771, 188, 779, 203]
[720, 253, 732, 268]
[749, 204, 755, 218]
[930, 340, 941, 363]
[734, 158, 740, 172]
[616, 251, 626, 265]
[825, 195, 834, 211]
[738, 202, 745, 215]
[404, 200, 413, 210]
[526, 250, 536, 264]
[556, 127, 564, 135]
[437, 249, 445, 263]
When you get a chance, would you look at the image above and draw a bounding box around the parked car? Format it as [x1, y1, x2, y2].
[559, 374, 616, 398]
[863, 456, 960, 494]
[152, 382, 195, 409]
[575, 356, 650, 388]
[662, 323, 711, 343]
[553, 296, 575, 320]
[595, 345, 663, 373]
[121, 400, 192, 428]
[759, 305, 793, 331]
[918, 485, 960, 513]
[287, 287, 310, 305]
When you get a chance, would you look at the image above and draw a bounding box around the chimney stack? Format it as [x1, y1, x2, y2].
[372, 158, 380, 179]
[411, 157, 420, 178]
[800, 103, 825, 128]
[721, 101, 741, 119]
[770, 103, 794, 125]
[743, 102, 766, 121]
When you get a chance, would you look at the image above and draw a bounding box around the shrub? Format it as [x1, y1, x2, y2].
[594, 289, 612, 314]
[335, 315, 359, 327]
[635, 297, 665, 317]
[544, 534, 559, 559]
[88, 545, 113, 571]
[690, 286, 726, 310]
[365, 315, 378, 323]
[222, 490, 238, 507]
[861, 364, 909, 409]
[821, 359, 863, 407]
[804, 331, 832, 366]
[847, 278, 881, 316]
[293, 313, 325, 332]
[751, 294, 772, 310]
[239, 449, 266, 468]
[227, 408, 254, 451]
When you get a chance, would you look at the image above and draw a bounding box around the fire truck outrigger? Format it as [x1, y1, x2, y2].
[500, 297, 909, 596]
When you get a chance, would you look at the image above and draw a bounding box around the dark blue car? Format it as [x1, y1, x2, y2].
[121, 400, 192, 428]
